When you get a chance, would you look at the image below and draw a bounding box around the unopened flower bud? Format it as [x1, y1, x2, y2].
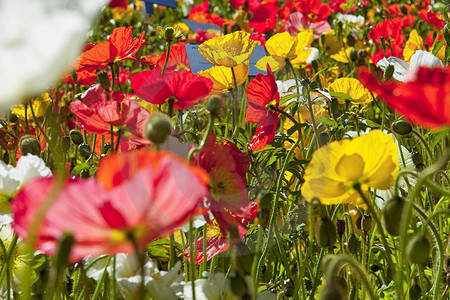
[444, 24, 450, 44]
[61, 136, 71, 152]
[78, 143, 91, 158]
[336, 219, 345, 237]
[102, 142, 112, 154]
[357, 49, 368, 59]
[69, 130, 84, 145]
[229, 272, 248, 297]
[206, 96, 222, 114]
[349, 49, 358, 61]
[346, 34, 356, 47]
[361, 214, 372, 232]
[406, 234, 431, 265]
[411, 147, 423, 166]
[400, 4, 408, 15]
[9, 113, 18, 123]
[97, 70, 111, 91]
[347, 234, 358, 254]
[383, 64, 395, 80]
[80, 169, 90, 178]
[316, 218, 337, 247]
[232, 241, 253, 275]
[145, 113, 172, 145]
[19, 135, 41, 156]
[165, 27, 175, 41]
[391, 120, 412, 136]
[382, 196, 406, 236]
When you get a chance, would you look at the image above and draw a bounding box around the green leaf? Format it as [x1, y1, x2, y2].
[432, 39, 446, 56]
[329, 91, 354, 102]
[365, 119, 381, 128]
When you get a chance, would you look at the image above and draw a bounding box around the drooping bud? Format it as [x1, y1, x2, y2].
[383, 64, 395, 80]
[346, 34, 356, 47]
[19, 135, 41, 156]
[336, 219, 345, 238]
[80, 169, 90, 178]
[382, 196, 406, 236]
[361, 214, 372, 232]
[97, 70, 111, 91]
[391, 120, 412, 136]
[319, 284, 345, 300]
[229, 272, 249, 297]
[102, 142, 112, 154]
[316, 218, 337, 248]
[349, 49, 358, 61]
[347, 234, 358, 254]
[357, 49, 368, 59]
[206, 96, 222, 114]
[60, 136, 71, 152]
[145, 113, 172, 145]
[69, 130, 84, 145]
[78, 143, 92, 158]
[411, 147, 423, 165]
[406, 234, 431, 265]
[400, 4, 408, 15]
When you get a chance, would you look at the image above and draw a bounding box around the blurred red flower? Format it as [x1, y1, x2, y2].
[246, 67, 280, 150]
[419, 9, 446, 29]
[11, 150, 209, 262]
[70, 85, 150, 142]
[292, 0, 330, 23]
[130, 69, 213, 110]
[79, 27, 146, 70]
[108, 0, 128, 8]
[189, 1, 233, 28]
[248, 0, 279, 33]
[358, 67, 450, 129]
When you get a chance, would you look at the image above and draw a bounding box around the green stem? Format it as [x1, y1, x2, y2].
[161, 43, 172, 77]
[187, 114, 214, 163]
[230, 67, 239, 134]
[92, 256, 112, 300]
[110, 125, 114, 153]
[411, 130, 433, 161]
[188, 220, 196, 300]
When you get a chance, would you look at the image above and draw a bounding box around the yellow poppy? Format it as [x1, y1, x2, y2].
[301, 131, 399, 208]
[328, 78, 373, 104]
[198, 31, 260, 67]
[256, 30, 316, 71]
[198, 63, 249, 93]
[320, 30, 344, 55]
[330, 47, 354, 63]
[403, 30, 423, 62]
[12, 93, 52, 120]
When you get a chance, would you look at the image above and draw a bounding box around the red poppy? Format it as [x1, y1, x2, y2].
[384, 4, 411, 17]
[246, 67, 280, 150]
[156, 42, 190, 72]
[79, 27, 146, 70]
[328, 0, 362, 13]
[358, 67, 450, 129]
[130, 69, 213, 110]
[107, 67, 130, 85]
[292, 0, 330, 23]
[61, 66, 97, 86]
[11, 150, 209, 262]
[248, 0, 279, 33]
[69, 85, 150, 143]
[188, 1, 233, 28]
[250, 32, 267, 46]
[419, 9, 446, 29]
[368, 18, 404, 44]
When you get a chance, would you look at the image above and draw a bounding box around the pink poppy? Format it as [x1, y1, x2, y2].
[285, 12, 331, 39]
[11, 150, 210, 262]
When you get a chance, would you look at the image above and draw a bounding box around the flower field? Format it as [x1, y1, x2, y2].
[0, 0, 449, 299]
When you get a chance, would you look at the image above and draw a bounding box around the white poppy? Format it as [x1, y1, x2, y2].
[377, 50, 443, 82]
[335, 13, 365, 26]
[0, 0, 107, 110]
[0, 154, 51, 197]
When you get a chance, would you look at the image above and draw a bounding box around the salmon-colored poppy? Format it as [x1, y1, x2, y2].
[130, 69, 213, 110]
[11, 150, 209, 262]
[246, 67, 280, 150]
[156, 42, 190, 72]
[79, 27, 146, 70]
[358, 67, 450, 129]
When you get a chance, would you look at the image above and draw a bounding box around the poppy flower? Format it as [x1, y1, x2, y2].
[198, 63, 249, 93]
[248, 1, 279, 33]
[11, 150, 209, 262]
[109, 0, 128, 8]
[358, 66, 450, 129]
[188, 1, 233, 28]
[301, 131, 399, 208]
[198, 31, 260, 68]
[155, 42, 190, 72]
[292, 0, 330, 23]
[425, 31, 446, 61]
[256, 31, 317, 72]
[79, 27, 146, 70]
[419, 9, 446, 29]
[285, 12, 331, 39]
[12, 93, 52, 121]
[328, 78, 373, 104]
[69, 84, 150, 141]
[131, 69, 213, 110]
[246, 67, 280, 150]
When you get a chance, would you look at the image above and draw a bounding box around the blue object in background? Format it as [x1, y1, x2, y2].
[182, 19, 222, 33]
[143, 0, 176, 14]
[185, 45, 267, 76]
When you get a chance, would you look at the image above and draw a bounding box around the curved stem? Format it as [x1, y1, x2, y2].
[325, 255, 379, 300]
[411, 130, 433, 161]
[187, 114, 214, 163]
[161, 43, 172, 77]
